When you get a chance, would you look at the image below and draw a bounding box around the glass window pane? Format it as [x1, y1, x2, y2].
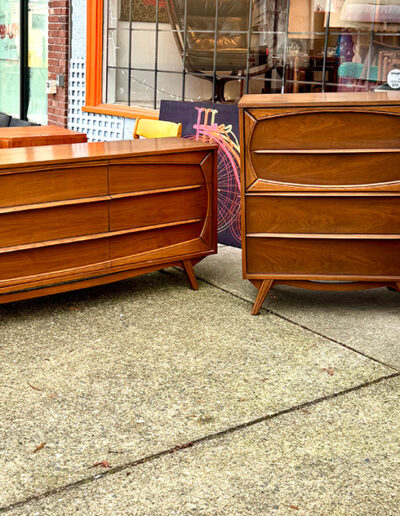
[253, 0, 288, 33]
[130, 30, 155, 70]
[130, 69, 155, 107]
[222, 77, 245, 102]
[108, 29, 156, 71]
[0, 0, 20, 117]
[157, 30, 183, 72]
[184, 73, 213, 102]
[102, 0, 400, 105]
[105, 66, 117, 104]
[249, 75, 283, 94]
[110, 67, 129, 104]
[27, 0, 48, 124]
[326, 0, 400, 92]
[287, 0, 330, 93]
[107, 28, 129, 69]
[374, 35, 400, 85]
[156, 71, 182, 106]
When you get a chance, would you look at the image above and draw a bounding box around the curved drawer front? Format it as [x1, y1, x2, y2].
[110, 186, 208, 231]
[246, 237, 400, 277]
[109, 163, 205, 194]
[110, 220, 205, 261]
[0, 202, 108, 248]
[0, 166, 108, 208]
[246, 196, 400, 235]
[249, 110, 400, 150]
[249, 151, 400, 188]
[0, 240, 109, 283]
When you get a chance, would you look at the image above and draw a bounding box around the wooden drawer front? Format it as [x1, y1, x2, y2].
[246, 237, 400, 277]
[249, 151, 400, 188]
[110, 187, 207, 231]
[109, 163, 205, 194]
[110, 221, 204, 259]
[111, 151, 208, 165]
[0, 202, 109, 248]
[249, 110, 400, 150]
[0, 240, 109, 282]
[0, 166, 108, 208]
[246, 196, 400, 235]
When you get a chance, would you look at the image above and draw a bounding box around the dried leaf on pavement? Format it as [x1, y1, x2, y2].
[89, 460, 111, 469]
[33, 442, 46, 453]
[27, 383, 42, 391]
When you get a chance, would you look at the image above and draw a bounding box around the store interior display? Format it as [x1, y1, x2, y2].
[283, 0, 400, 92]
[103, 0, 400, 106]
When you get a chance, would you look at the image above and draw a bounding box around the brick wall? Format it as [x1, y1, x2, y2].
[48, 0, 70, 127]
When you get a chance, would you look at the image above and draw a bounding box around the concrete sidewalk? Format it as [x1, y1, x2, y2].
[0, 245, 399, 515]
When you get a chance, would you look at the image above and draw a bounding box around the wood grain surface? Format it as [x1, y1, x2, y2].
[0, 138, 218, 170]
[110, 221, 204, 260]
[240, 92, 400, 312]
[0, 166, 108, 208]
[0, 139, 218, 303]
[246, 196, 400, 235]
[249, 110, 400, 150]
[0, 240, 109, 282]
[246, 237, 400, 277]
[249, 151, 400, 187]
[239, 91, 400, 108]
[109, 163, 205, 193]
[109, 187, 207, 231]
[0, 202, 108, 247]
[0, 126, 87, 148]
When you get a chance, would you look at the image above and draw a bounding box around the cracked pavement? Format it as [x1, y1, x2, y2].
[1, 245, 399, 515]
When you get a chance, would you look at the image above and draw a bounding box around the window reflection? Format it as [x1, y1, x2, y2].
[103, 0, 400, 108]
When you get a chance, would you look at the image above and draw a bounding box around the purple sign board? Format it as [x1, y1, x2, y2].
[160, 100, 241, 248]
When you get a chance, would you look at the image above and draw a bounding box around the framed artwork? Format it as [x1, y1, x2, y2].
[120, 0, 169, 23]
[160, 100, 241, 248]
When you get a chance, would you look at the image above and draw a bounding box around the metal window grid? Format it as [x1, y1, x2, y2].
[103, 0, 400, 108]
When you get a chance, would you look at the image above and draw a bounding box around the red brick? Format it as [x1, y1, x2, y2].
[48, 0, 69, 127]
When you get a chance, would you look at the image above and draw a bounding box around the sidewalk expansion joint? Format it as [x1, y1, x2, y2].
[2, 371, 399, 514]
[193, 274, 400, 373]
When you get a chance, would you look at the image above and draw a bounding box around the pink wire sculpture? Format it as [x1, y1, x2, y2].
[188, 107, 242, 245]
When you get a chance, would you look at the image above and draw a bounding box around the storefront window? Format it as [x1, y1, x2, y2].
[285, 0, 400, 93]
[100, 0, 400, 109]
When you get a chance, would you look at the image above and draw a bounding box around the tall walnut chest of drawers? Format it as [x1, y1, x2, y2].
[238, 92, 400, 314]
[0, 138, 217, 303]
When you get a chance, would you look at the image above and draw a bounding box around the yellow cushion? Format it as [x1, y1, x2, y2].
[134, 118, 182, 139]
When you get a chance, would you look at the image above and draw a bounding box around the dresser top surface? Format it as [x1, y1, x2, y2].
[0, 137, 217, 170]
[238, 91, 400, 109]
[0, 126, 85, 139]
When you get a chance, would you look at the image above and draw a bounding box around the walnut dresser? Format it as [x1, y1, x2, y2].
[238, 91, 400, 314]
[0, 126, 87, 148]
[0, 138, 217, 303]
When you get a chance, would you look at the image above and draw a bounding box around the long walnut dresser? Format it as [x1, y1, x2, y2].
[239, 91, 400, 314]
[0, 138, 217, 303]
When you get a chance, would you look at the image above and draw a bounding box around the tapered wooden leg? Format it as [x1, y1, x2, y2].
[395, 283, 400, 293]
[251, 280, 274, 315]
[182, 259, 198, 290]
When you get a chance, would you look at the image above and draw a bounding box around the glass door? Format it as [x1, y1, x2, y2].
[27, 0, 47, 124]
[0, 0, 47, 123]
[0, 0, 21, 118]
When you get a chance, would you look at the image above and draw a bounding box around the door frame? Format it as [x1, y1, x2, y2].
[20, 0, 29, 120]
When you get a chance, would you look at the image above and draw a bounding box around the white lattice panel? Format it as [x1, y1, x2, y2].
[68, 60, 125, 142]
